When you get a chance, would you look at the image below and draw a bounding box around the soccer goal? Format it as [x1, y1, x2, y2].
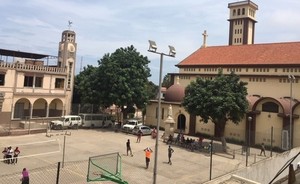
[87, 152, 128, 184]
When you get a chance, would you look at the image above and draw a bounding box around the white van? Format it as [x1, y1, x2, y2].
[79, 114, 114, 128]
[50, 115, 82, 130]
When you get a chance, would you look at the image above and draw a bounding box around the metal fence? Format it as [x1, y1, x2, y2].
[0, 160, 109, 184]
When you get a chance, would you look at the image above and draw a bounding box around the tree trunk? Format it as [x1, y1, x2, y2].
[220, 137, 227, 152]
[215, 121, 227, 152]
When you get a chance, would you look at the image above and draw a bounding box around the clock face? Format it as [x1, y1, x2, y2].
[68, 44, 75, 52]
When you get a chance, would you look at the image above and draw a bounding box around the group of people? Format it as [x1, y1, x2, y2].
[2, 146, 20, 164]
[126, 138, 175, 169]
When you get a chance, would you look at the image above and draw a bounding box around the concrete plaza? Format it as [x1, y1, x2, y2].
[0, 129, 267, 184]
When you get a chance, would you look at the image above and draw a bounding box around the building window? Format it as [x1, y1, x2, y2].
[55, 78, 65, 89]
[24, 75, 43, 87]
[233, 9, 236, 16]
[242, 8, 245, 15]
[24, 76, 34, 87]
[238, 9, 241, 15]
[262, 102, 279, 113]
[0, 74, 5, 86]
[35, 77, 43, 87]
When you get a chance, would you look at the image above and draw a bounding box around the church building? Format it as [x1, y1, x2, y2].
[145, 0, 300, 150]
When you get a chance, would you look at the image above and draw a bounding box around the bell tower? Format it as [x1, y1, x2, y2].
[228, 1, 258, 45]
[58, 29, 77, 90]
[57, 22, 77, 115]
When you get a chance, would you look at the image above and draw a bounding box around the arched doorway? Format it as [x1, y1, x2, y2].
[49, 99, 64, 117]
[32, 98, 47, 118]
[177, 114, 186, 132]
[14, 98, 31, 119]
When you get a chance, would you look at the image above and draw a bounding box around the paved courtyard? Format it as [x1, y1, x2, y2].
[0, 129, 268, 184]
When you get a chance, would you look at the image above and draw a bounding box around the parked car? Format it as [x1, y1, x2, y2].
[122, 119, 142, 133]
[132, 125, 152, 136]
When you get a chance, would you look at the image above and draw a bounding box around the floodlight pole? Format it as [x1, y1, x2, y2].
[148, 41, 175, 184]
[153, 52, 163, 184]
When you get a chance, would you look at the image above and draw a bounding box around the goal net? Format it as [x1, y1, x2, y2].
[87, 152, 128, 184]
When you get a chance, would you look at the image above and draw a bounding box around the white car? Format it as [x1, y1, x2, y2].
[132, 125, 152, 136]
[122, 119, 142, 132]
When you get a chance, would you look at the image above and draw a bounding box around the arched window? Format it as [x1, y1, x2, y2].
[262, 102, 279, 113]
[242, 8, 245, 15]
[238, 9, 241, 15]
[233, 9, 236, 16]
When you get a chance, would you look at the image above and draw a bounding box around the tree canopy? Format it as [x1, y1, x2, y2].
[75, 45, 154, 115]
[182, 71, 248, 150]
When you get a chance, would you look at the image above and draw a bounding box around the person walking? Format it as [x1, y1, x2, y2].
[144, 147, 153, 169]
[21, 168, 29, 184]
[126, 139, 133, 156]
[136, 130, 142, 143]
[259, 143, 266, 156]
[167, 145, 174, 165]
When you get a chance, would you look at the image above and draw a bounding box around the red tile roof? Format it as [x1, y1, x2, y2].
[177, 42, 300, 67]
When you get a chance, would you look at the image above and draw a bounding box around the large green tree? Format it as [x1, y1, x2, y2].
[74, 65, 103, 113]
[95, 45, 151, 117]
[182, 71, 248, 151]
[75, 65, 99, 104]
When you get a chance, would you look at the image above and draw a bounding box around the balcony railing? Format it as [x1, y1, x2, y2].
[0, 61, 66, 74]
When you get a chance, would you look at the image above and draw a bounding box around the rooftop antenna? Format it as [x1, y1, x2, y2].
[68, 20, 73, 30]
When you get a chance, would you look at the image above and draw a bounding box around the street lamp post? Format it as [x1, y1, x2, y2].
[246, 116, 252, 167]
[148, 40, 176, 184]
[288, 74, 295, 150]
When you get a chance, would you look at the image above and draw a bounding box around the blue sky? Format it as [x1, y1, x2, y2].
[0, 0, 300, 84]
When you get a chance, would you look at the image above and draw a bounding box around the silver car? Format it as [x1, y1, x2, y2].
[132, 125, 152, 136]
